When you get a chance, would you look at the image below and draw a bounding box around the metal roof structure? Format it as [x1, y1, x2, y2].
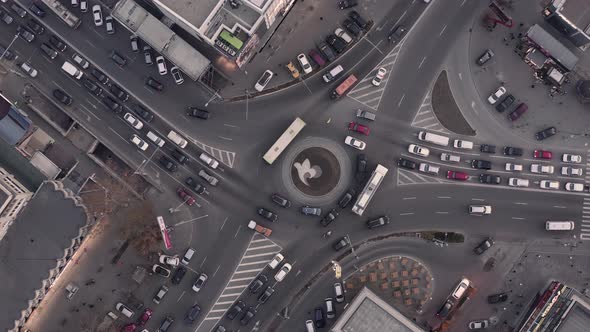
[526, 24, 579, 71]
[112, 0, 211, 81]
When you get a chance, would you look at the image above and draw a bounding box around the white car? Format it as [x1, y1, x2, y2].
[19, 62, 38, 78]
[468, 320, 489, 330]
[92, 5, 103, 26]
[562, 154, 582, 163]
[105, 15, 115, 34]
[199, 153, 219, 169]
[115, 303, 134, 318]
[335, 27, 353, 44]
[508, 178, 529, 187]
[440, 153, 460, 163]
[80, 0, 88, 12]
[468, 205, 491, 215]
[296, 53, 312, 74]
[419, 163, 439, 175]
[170, 66, 184, 84]
[505, 163, 523, 172]
[487, 86, 506, 104]
[530, 164, 554, 174]
[124, 113, 143, 129]
[565, 182, 584, 192]
[159, 255, 180, 267]
[268, 253, 284, 269]
[371, 67, 386, 86]
[540, 180, 559, 190]
[344, 136, 366, 150]
[561, 166, 583, 176]
[408, 144, 429, 157]
[72, 53, 90, 69]
[192, 273, 208, 292]
[254, 70, 274, 92]
[156, 56, 167, 75]
[274, 263, 292, 282]
[130, 134, 148, 151]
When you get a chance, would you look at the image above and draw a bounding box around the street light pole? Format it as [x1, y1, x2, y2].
[204, 89, 221, 107]
[345, 234, 359, 261]
[0, 34, 19, 61]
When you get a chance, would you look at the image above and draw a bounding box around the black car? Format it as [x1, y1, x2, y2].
[503, 146, 523, 156]
[437, 300, 453, 318]
[110, 84, 129, 102]
[257, 207, 278, 222]
[91, 68, 109, 84]
[0, 44, 16, 60]
[185, 304, 201, 323]
[240, 307, 256, 326]
[249, 275, 268, 294]
[338, 189, 355, 208]
[480, 144, 496, 153]
[487, 292, 508, 304]
[388, 25, 407, 43]
[349, 10, 368, 29]
[227, 301, 245, 320]
[474, 237, 494, 255]
[398, 158, 416, 170]
[29, 3, 45, 18]
[479, 174, 501, 184]
[27, 19, 44, 34]
[338, 0, 357, 9]
[318, 42, 336, 62]
[471, 160, 492, 170]
[171, 149, 188, 164]
[131, 104, 154, 122]
[102, 96, 123, 113]
[53, 89, 72, 105]
[17, 25, 35, 43]
[332, 237, 350, 251]
[535, 127, 557, 141]
[83, 78, 103, 96]
[495, 94, 515, 112]
[320, 209, 339, 227]
[40, 43, 58, 59]
[187, 107, 210, 119]
[110, 50, 127, 66]
[159, 316, 174, 332]
[326, 34, 346, 54]
[356, 154, 367, 178]
[314, 307, 326, 328]
[367, 216, 389, 229]
[0, 10, 14, 25]
[343, 19, 362, 37]
[172, 266, 187, 284]
[185, 177, 206, 194]
[49, 35, 67, 52]
[476, 49, 494, 65]
[146, 76, 164, 91]
[159, 156, 178, 172]
[258, 286, 274, 304]
[271, 193, 291, 208]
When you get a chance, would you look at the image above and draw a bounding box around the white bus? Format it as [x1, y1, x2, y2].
[41, 0, 82, 29]
[352, 164, 388, 216]
[263, 117, 306, 164]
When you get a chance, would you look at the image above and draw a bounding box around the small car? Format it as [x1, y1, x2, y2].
[474, 238, 493, 255]
[257, 207, 278, 222]
[143, 45, 153, 65]
[249, 275, 268, 293]
[130, 35, 139, 52]
[199, 169, 218, 186]
[159, 254, 180, 267]
[540, 180, 559, 190]
[446, 170, 468, 181]
[314, 307, 326, 328]
[372, 67, 387, 86]
[91, 68, 109, 84]
[338, 0, 358, 9]
[503, 146, 522, 156]
[187, 107, 210, 119]
[344, 136, 366, 150]
[10, 3, 27, 18]
[326, 34, 346, 53]
[285, 61, 300, 79]
[319, 42, 336, 62]
[496, 94, 515, 112]
[468, 205, 492, 215]
[254, 70, 273, 92]
[348, 122, 370, 135]
[71, 53, 89, 69]
[124, 113, 143, 129]
[297, 53, 313, 74]
[116, 303, 135, 318]
[159, 156, 178, 172]
[535, 126, 556, 140]
[476, 49, 494, 65]
[185, 304, 201, 323]
[508, 103, 528, 121]
[334, 282, 345, 303]
[185, 177, 206, 194]
[349, 10, 368, 29]
[146, 77, 163, 91]
[53, 89, 72, 105]
[508, 178, 529, 187]
[29, 3, 46, 18]
[227, 301, 245, 320]
[338, 189, 355, 208]
[105, 15, 115, 34]
[530, 164, 554, 174]
[274, 263, 292, 282]
[18, 62, 38, 78]
[153, 285, 169, 304]
[92, 5, 103, 26]
[17, 25, 35, 43]
[419, 163, 439, 175]
[138, 308, 153, 326]
[437, 300, 453, 318]
[271, 194, 291, 208]
[27, 19, 44, 34]
[192, 273, 208, 292]
[152, 264, 171, 277]
[83, 78, 103, 96]
[335, 28, 353, 44]
[469, 320, 490, 330]
[505, 163, 523, 172]
[158, 316, 174, 332]
[533, 150, 552, 159]
[388, 25, 407, 43]
[110, 50, 127, 66]
[302, 206, 321, 216]
[110, 84, 129, 102]
[487, 86, 506, 104]
[480, 144, 496, 153]
[156, 55, 167, 75]
[471, 160, 491, 170]
[258, 286, 275, 304]
[565, 182, 584, 192]
[367, 216, 390, 229]
[408, 144, 429, 157]
[177, 187, 196, 206]
[131, 104, 154, 122]
[398, 158, 417, 170]
[268, 253, 284, 269]
[332, 237, 350, 251]
[49, 36, 67, 52]
[440, 153, 460, 163]
[487, 292, 508, 304]
[240, 307, 256, 326]
[479, 174, 501, 184]
[562, 154, 582, 163]
[131, 134, 148, 151]
[561, 166, 583, 176]
[343, 18, 362, 37]
[170, 66, 184, 84]
[320, 209, 339, 226]
[199, 153, 219, 169]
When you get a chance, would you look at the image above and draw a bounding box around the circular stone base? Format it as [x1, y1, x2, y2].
[281, 137, 352, 205]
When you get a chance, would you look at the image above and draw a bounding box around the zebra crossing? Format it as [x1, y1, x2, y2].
[347, 40, 405, 111]
[196, 233, 282, 331]
[582, 198, 590, 241]
[396, 168, 447, 185]
[411, 91, 450, 134]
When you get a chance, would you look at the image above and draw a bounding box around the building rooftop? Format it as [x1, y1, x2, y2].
[154, 0, 220, 30]
[0, 181, 89, 331]
[526, 24, 579, 70]
[331, 287, 424, 332]
[556, 294, 590, 332]
[554, 0, 590, 30]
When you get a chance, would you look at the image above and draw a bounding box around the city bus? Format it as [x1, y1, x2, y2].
[263, 117, 306, 164]
[351, 164, 388, 215]
[41, 0, 82, 29]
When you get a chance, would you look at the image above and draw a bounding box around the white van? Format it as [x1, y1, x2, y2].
[167, 130, 187, 148]
[418, 131, 449, 146]
[323, 65, 344, 83]
[453, 139, 474, 150]
[61, 61, 83, 79]
[181, 248, 195, 265]
[146, 131, 165, 147]
[545, 221, 575, 231]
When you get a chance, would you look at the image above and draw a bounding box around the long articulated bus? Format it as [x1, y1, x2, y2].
[263, 117, 306, 164]
[351, 164, 389, 216]
[41, 0, 82, 29]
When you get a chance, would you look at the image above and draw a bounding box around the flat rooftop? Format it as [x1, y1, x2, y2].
[557, 295, 590, 332]
[153, 0, 219, 30]
[555, 0, 590, 30]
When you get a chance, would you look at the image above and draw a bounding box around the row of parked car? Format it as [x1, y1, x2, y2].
[304, 282, 345, 331]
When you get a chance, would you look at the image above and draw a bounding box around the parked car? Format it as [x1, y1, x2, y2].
[367, 216, 389, 229]
[476, 49, 494, 65]
[561, 166, 583, 176]
[257, 207, 278, 222]
[53, 89, 72, 105]
[474, 238, 494, 255]
[115, 303, 134, 318]
[480, 144, 496, 153]
[240, 307, 256, 326]
[91, 68, 109, 84]
[320, 209, 338, 226]
[318, 42, 336, 62]
[372, 67, 387, 86]
[338, 189, 355, 208]
[408, 144, 429, 157]
[314, 307, 326, 328]
[338, 0, 358, 9]
[446, 170, 468, 181]
[495, 94, 515, 112]
[419, 163, 439, 175]
[185, 177, 206, 194]
[17, 25, 35, 43]
[124, 113, 143, 129]
[343, 18, 362, 37]
[285, 61, 300, 79]
[49, 35, 67, 52]
[249, 275, 268, 293]
[398, 158, 416, 170]
[131, 104, 154, 122]
[199, 153, 219, 169]
[274, 263, 292, 282]
[156, 55, 167, 75]
[334, 282, 345, 303]
[533, 150, 552, 159]
[159, 156, 178, 172]
[171, 66, 184, 84]
[192, 273, 208, 292]
[388, 25, 407, 43]
[10, 3, 27, 18]
[332, 237, 350, 251]
[349, 10, 368, 29]
[152, 264, 171, 277]
[110, 50, 127, 66]
[271, 193, 291, 208]
[530, 164, 554, 174]
[177, 187, 196, 206]
[186, 107, 210, 119]
[297, 53, 313, 74]
[171, 266, 187, 284]
[508, 103, 527, 121]
[158, 316, 174, 332]
[487, 86, 506, 104]
[508, 178, 529, 187]
[18, 62, 38, 77]
[227, 301, 245, 320]
[153, 285, 169, 304]
[505, 163, 523, 172]
[335, 28, 353, 44]
[471, 160, 492, 170]
[258, 286, 275, 304]
[130, 134, 148, 151]
[302, 206, 321, 216]
[503, 146, 522, 156]
[487, 292, 508, 304]
[92, 5, 103, 26]
[436, 300, 453, 318]
[198, 169, 218, 186]
[562, 153, 582, 163]
[83, 78, 103, 96]
[308, 48, 326, 66]
[130, 35, 139, 52]
[138, 308, 153, 326]
[145, 76, 163, 91]
[468, 320, 490, 330]
[535, 126, 557, 140]
[254, 70, 273, 92]
[143, 45, 153, 65]
[540, 180, 559, 190]
[185, 304, 201, 323]
[326, 34, 346, 53]
[27, 19, 44, 34]
[29, 3, 45, 18]
[344, 136, 366, 150]
[565, 182, 585, 192]
[479, 174, 501, 184]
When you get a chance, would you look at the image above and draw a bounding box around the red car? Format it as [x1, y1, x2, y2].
[138, 308, 153, 326]
[446, 170, 469, 181]
[348, 122, 370, 135]
[177, 187, 196, 206]
[533, 150, 552, 159]
[121, 324, 137, 332]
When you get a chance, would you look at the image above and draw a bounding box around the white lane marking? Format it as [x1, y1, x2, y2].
[398, 94, 405, 107]
[471, 198, 485, 201]
[491, 155, 515, 160]
[439, 25, 447, 36]
[212, 265, 221, 277]
[458, 72, 463, 80]
[400, 212, 414, 216]
[512, 217, 525, 220]
[218, 136, 233, 141]
[393, 10, 407, 27]
[418, 56, 427, 69]
[223, 123, 239, 128]
[177, 291, 185, 302]
[108, 127, 129, 144]
[461, 0, 467, 6]
[200, 256, 207, 268]
[174, 214, 208, 227]
[553, 205, 567, 208]
[436, 211, 449, 214]
[437, 196, 451, 199]
[403, 197, 416, 200]
[514, 202, 528, 205]
[220, 217, 228, 230]
[233, 225, 241, 238]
